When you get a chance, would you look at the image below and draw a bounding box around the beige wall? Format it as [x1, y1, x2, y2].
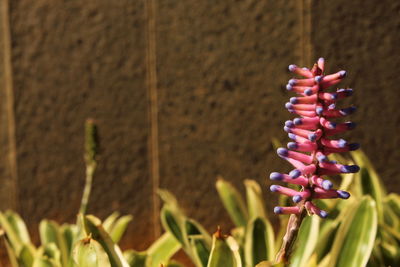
[0, 0, 399, 252]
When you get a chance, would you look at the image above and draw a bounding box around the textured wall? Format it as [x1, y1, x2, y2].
[0, 0, 399, 262]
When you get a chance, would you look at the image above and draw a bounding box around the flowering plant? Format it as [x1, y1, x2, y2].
[270, 58, 360, 262]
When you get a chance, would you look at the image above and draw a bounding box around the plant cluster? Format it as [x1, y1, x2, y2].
[1, 62, 399, 267]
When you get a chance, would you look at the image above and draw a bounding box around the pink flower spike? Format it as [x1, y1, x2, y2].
[291, 94, 318, 104]
[289, 78, 316, 87]
[293, 117, 320, 126]
[288, 133, 310, 143]
[270, 185, 299, 197]
[287, 103, 317, 111]
[274, 206, 301, 215]
[320, 78, 343, 89]
[269, 172, 309, 186]
[320, 117, 336, 129]
[318, 92, 337, 101]
[323, 143, 360, 153]
[292, 109, 317, 117]
[286, 85, 311, 94]
[336, 88, 353, 99]
[321, 138, 347, 148]
[305, 201, 328, 218]
[292, 189, 311, 203]
[286, 127, 315, 139]
[287, 141, 317, 152]
[320, 70, 347, 83]
[282, 149, 313, 164]
[317, 58, 325, 71]
[288, 64, 314, 78]
[310, 175, 333, 190]
[271, 59, 359, 219]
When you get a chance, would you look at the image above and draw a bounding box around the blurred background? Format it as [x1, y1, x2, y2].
[0, 0, 399, 262]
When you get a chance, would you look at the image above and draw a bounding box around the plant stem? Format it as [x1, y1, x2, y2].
[79, 162, 96, 215]
[275, 207, 307, 264]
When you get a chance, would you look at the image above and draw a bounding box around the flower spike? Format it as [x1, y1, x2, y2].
[270, 58, 359, 218]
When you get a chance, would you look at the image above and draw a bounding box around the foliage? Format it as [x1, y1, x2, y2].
[0, 119, 397, 267]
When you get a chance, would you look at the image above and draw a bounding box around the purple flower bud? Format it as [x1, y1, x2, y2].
[274, 207, 283, 214]
[285, 120, 294, 128]
[322, 180, 333, 190]
[286, 84, 293, 91]
[346, 122, 357, 129]
[287, 142, 298, 150]
[308, 133, 317, 142]
[289, 169, 301, 178]
[293, 195, 302, 203]
[315, 76, 323, 82]
[277, 148, 289, 157]
[349, 143, 360, 151]
[337, 190, 350, 199]
[316, 107, 324, 115]
[338, 139, 347, 148]
[270, 185, 280, 192]
[285, 102, 293, 109]
[288, 133, 296, 140]
[317, 154, 328, 162]
[293, 118, 302, 125]
[288, 64, 297, 72]
[319, 210, 328, 218]
[340, 165, 360, 173]
[339, 70, 347, 78]
[289, 79, 296, 85]
[304, 88, 313, 96]
[290, 97, 298, 104]
[270, 172, 284, 181]
[339, 106, 357, 116]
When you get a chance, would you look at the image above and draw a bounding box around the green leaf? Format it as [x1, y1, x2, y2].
[206, 232, 242, 267]
[244, 217, 275, 266]
[244, 180, 266, 220]
[39, 220, 69, 267]
[289, 215, 319, 267]
[385, 193, 400, 217]
[123, 250, 147, 267]
[328, 196, 378, 267]
[147, 232, 181, 267]
[314, 219, 339, 262]
[158, 189, 180, 209]
[73, 237, 111, 267]
[5, 210, 31, 244]
[3, 236, 19, 267]
[84, 215, 129, 267]
[60, 224, 78, 258]
[32, 258, 58, 267]
[0, 211, 24, 253]
[160, 206, 185, 247]
[351, 150, 385, 221]
[216, 177, 248, 227]
[255, 261, 284, 267]
[109, 215, 133, 244]
[42, 243, 61, 265]
[19, 244, 36, 267]
[103, 212, 121, 234]
[188, 235, 211, 267]
[185, 219, 212, 267]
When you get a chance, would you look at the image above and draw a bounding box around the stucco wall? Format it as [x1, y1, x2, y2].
[0, 0, 399, 259]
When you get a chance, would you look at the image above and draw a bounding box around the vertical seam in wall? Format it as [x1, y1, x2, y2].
[144, 0, 161, 239]
[1, 0, 18, 211]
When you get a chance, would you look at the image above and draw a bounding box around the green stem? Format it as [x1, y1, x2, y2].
[79, 162, 96, 215]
